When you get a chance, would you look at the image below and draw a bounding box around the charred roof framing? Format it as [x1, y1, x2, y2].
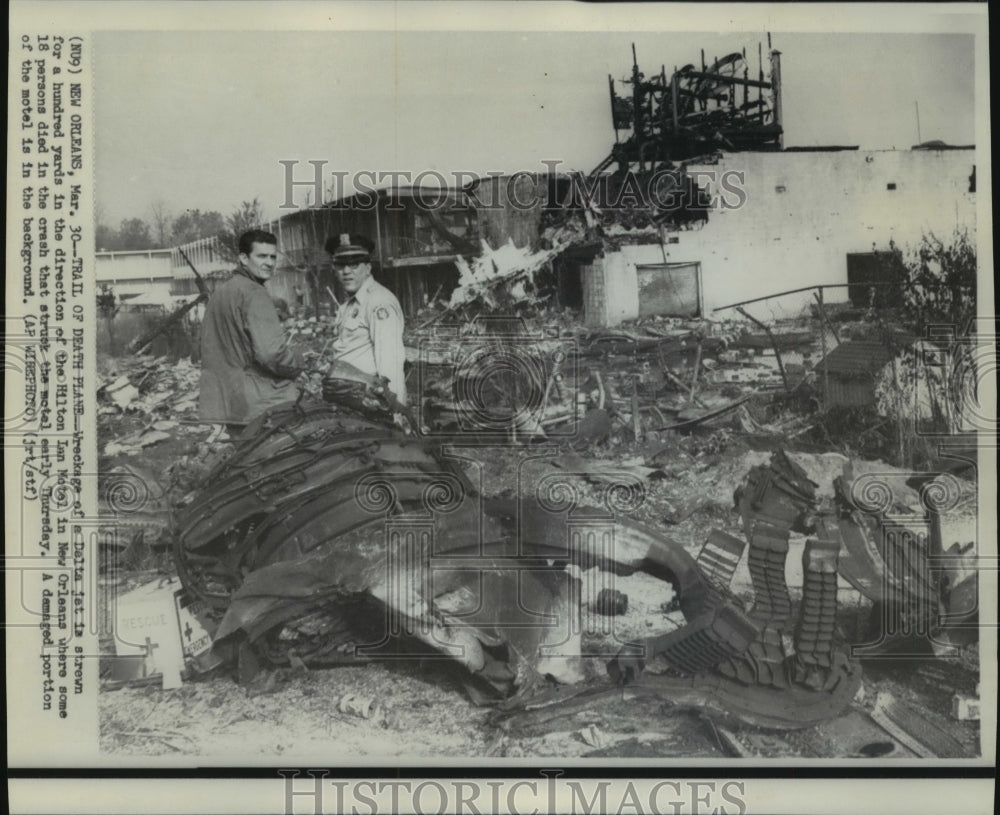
[600, 37, 784, 173]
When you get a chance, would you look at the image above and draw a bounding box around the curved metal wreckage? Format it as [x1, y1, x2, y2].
[173, 400, 861, 732]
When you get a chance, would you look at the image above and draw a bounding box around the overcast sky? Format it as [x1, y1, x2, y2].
[94, 28, 976, 225]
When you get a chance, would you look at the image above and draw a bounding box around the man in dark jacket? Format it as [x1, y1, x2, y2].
[198, 229, 303, 424]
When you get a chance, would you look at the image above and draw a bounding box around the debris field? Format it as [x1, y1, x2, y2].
[96, 36, 982, 761]
[97, 303, 981, 760]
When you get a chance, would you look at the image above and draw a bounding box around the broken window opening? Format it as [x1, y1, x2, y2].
[635, 262, 702, 318]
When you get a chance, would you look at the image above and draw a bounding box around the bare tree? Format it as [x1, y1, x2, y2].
[95, 202, 116, 251]
[150, 199, 173, 247]
[218, 198, 266, 259]
[172, 209, 225, 246]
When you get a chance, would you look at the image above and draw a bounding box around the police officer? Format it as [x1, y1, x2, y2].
[326, 234, 407, 406]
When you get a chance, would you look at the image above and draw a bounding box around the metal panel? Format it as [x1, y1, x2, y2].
[636, 262, 701, 317]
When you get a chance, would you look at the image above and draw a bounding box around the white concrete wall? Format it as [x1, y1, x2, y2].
[108, 280, 174, 300]
[602, 250, 640, 325]
[96, 252, 174, 301]
[586, 149, 976, 325]
[96, 250, 173, 282]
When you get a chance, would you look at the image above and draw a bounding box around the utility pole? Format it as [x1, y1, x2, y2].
[915, 101, 922, 144]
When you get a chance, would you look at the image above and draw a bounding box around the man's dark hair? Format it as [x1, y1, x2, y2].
[238, 229, 278, 256]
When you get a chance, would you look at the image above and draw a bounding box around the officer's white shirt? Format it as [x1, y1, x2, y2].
[331, 275, 407, 405]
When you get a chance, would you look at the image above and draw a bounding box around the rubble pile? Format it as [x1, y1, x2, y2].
[96, 355, 240, 550]
[97, 310, 821, 451]
[404, 313, 818, 441]
[96, 366, 980, 756]
[96, 281, 980, 758]
[98, 356, 202, 457]
[284, 313, 338, 343]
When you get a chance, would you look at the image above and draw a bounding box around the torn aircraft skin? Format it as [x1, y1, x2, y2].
[173, 400, 861, 729]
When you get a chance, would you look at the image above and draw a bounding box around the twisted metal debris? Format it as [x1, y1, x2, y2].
[173, 402, 863, 729]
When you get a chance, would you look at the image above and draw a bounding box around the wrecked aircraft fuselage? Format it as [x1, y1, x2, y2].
[173, 401, 861, 730]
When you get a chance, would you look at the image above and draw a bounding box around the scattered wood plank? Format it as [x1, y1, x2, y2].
[735, 307, 790, 392]
[868, 691, 970, 758]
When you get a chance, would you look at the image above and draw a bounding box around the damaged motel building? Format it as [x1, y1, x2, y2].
[264, 48, 974, 324]
[268, 149, 975, 324]
[99, 44, 984, 757]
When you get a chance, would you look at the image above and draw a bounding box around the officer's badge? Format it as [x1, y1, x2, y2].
[375, 306, 390, 320]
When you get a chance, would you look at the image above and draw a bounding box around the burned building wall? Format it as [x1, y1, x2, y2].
[584, 148, 976, 325]
[471, 174, 546, 251]
[679, 149, 976, 317]
[272, 191, 478, 317]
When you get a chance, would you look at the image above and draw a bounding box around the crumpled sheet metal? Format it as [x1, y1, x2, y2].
[207, 495, 724, 680]
[825, 460, 961, 653]
[174, 400, 476, 606]
[174, 419, 861, 729]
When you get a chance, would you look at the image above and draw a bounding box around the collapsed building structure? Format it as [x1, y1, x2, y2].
[600, 40, 784, 171]
[106, 38, 975, 330]
[236, 39, 974, 326]
[243, 145, 974, 326]
[100, 38, 978, 445]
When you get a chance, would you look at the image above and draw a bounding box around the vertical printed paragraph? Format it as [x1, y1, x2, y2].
[7, 31, 97, 750]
